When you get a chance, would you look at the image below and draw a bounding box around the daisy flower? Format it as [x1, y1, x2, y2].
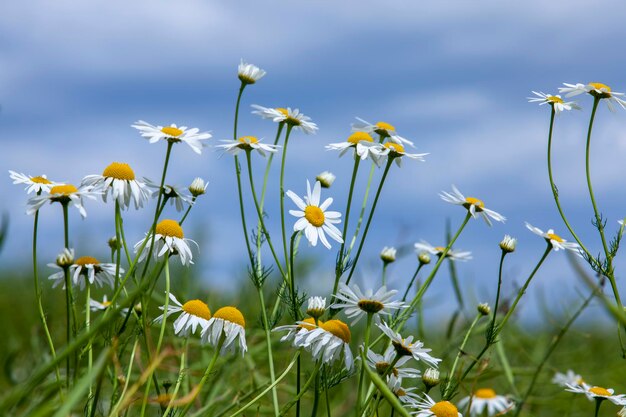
[273, 317, 320, 347]
[299, 319, 354, 371]
[216, 136, 279, 157]
[370, 142, 428, 167]
[285, 180, 343, 249]
[527, 91, 580, 114]
[440, 185, 505, 226]
[145, 179, 193, 212]
[414, 394, 462, 417]
[82, 162, 150, 210]
[154, 293, 211, 337]
[132, 120, 212, 154]
[352, 117, 414, 147]
[331, 283, 405, 324]
[238, 59, 266, 85]
[552, 369, 584, 388]
[89, 295, 113, 312]
[9, 171, 58, 194]
[366, 347, 421, 379]
[306, 296, 327, 319]
[457, 388, 514, 417]
[325, 132, 381, 162]
[414, 241, 472, 262]
[48, 255, 119, 290]
[251, 105, 318, 134]
[201, 306, 247, 355]
[525, 223, 581, 252]
[559, 82, 626, 112]
[27, 184, 99, 218]
[377, 321, 441, 367]
[566, 383, 626, 405]
[134, 219, 196, 266]
[387, 374, 420, 406]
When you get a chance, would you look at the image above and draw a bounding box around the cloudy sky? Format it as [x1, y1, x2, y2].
[3, 0, 626, 323]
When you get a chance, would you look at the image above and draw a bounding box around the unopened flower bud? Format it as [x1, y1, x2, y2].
[189, 177, 208, 197]
[422, 368, 440, 388]
[306, 296, 326, 319]
[478, 303, 491, 316]
[380, 246, 397, 264]
[108, 236, 121, 251]
[316, 171, 336, 188]
[56, 248, 75, 268]
[500, 235, 517, 253]
[418, 252, 431, 265]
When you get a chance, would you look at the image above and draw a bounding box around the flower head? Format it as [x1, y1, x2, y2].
[238, 60, 266, 85]
[154, 293, 211, 337]
[380, 246, 397, 264]
[316, 171, 336, 188]
[366, 347, 421, 379]
[201, 306, 247, 355]
[560, 82, 626, 112]
[552, 370, 584, 388]
[134, 219, 197, 266]
[286, 180, 343, 249]
[82, 162, 150, 210]
[566, 383, 626, 405]
[352, 117, 414, 147]
[306, 296, 326, 319]
[27, 184, 99, 218]
[216, 136, 279, 157]
[188, 177, 208, 197]
[499, 235, 517, 253]
[145, 179, 193, 212]
[440, 185, 505, 226]
[299, 319, 354, 370]
[414, 394, 462, 417]
[251, 105, 318, 134]
[422, 368, 440, 389]
[48, 255, 120, 290]
[387, 374, 420, 406]
[326, 132, 381, 162]
[527, 91, 580, 114]
[414, 241, 472, 262]
[89, 295, 114, 312]
[273, 317, 320, 347]
[331, 283, 406, 324]
[9, 171, 58, 194]
[370, 142, 428, 167]
[377, 321, 441, 367]
[457, 388, 514, 417]
[132, 121, 211, 154]
[525, 222, 581, 253]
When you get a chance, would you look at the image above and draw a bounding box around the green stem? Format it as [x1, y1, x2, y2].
[179, 196, 196, 225]
[114, 201, 122, 291]
[61, 202, 76, 388]
[311, 361, 321, 417]
[355, 314, 374, 416]
[382, 263, 388, 286]
[400, 264, 423, 303]
[347, 160, 376, 258]
[279, 361, 322, 416]
[163, 338, 188, 417]
[257, 284, 280, 416]
[443, 313, 482, 399]
[323, 365, 332, 417]
[489, 251, 507, 337]
[86, 281, 93, 414]
[594, 399, 602, 417]
[279, 125, 295, 283]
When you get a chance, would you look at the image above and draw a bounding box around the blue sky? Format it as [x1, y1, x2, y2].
[3, 0, 626, 324]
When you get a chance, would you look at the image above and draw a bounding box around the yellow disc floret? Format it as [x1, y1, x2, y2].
[589, 82, 611, 93]
[546, 233, 564, 243]
[75, 256, 100, 266]
[474, 388, 497, 399]
[161, 126, 183, 137]
[321, 319, 351, 343]
[238, 136, 259, 145]
[375, 121, 396, 132]
[299, 317, 321, 331]
[347, 132, 374, 144]
[182, 299, 212, 321]
[465, 197, 485, 209]
[276, 108, 289, 117]
[50, 184, 78, 195]
[589, 386, 611, 397]
[155, 219, 184, 239]
[304, 205, 325, 227]
[214, 306, 245, 327]
[547, 95, 564, 104]
[32, 176, 52, 184]
[357, 299, 385, 314]
[384, 142, 405, 154]
[430, 401, 459, 417]
[102, 162, 136, 181]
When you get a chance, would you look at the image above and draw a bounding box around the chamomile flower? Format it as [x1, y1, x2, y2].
[134, 219, 196, 266]
[132, 121, 212, 154]
[82, 162, 150, 210]
[414, 395, 462, 417]
[457, 389, 514, 417]
[559, 82, 626, 112]
[566, 383, 626, 405]
[299, 319, 354, 370]
[331, 283, 405, 324]
[440, 185, 505, 226]
[145, 179, 193, 212]
[286, 180, 343, 249]
[306, 296, 327, 319]
[527, 91, 580, 113]
[325, 132, 380, 162]
[387, 374, 420, 406]
[27, 184, 99, 218]
[89, 295, 113, 311]
[366, 347, 421, 379]
[238, 59, 266, 85]
[525, 223, 581, 253]
[552, 370, 584, 388]
[9, 171, 58, 194]
[154, 293, 211, 337]
[216, 136, 279, 157]
[377, 321, 441, 367]
[370, 142, 428, 167]
[273, 317, 320, 346]
[414, 241, 472, 262]
[201, 306, 247, 355]
[48, 256, 119, 290]
[251, 105, 318, 134]
[352, 117, 414, 147]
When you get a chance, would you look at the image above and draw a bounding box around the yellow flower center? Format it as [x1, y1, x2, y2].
[375, 121, 396, 132]
[465, 197, 485, 208]
[181, 299, 211, 320]
[213, 306, 245, 327]
[299, 317, 320, 331]
[384, 142, 405, 154]
[102, 162, 135, 181]
[75, 256, 100, 266]
[475, 388, 497, 399]
[347, 132, 374, 144]
[396, 388, 406, 397]
[50, 184, 78, 195]
[321, 319, 351, 343]
[589, 82, 611, 93]
[155, 219, 184, 238]
[589, 386, 611, 396]
[276, 108, 289, 116]
[101, 300, 112, 307]
[304, 205, 325, 227]
[434, 246, 446, 253]
[546, 233, 564, 243]
[238, 136, 259, 144]
[374, 361, 399, 376]
[430, 401, 459, 417]
[161, 126, 183, 137]
[547, 95, 564, 104]
[357, 299, 385, 313]
[156, 393, 172, 407]
[31, 176, 52, 184]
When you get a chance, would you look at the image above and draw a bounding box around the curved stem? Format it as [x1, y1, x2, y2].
[257, 283, 280, 416]
[443, 313, 482, 400]
[355, 314, 374, 416]
[280, 361, 321, 416]
[489, 251, 507, 336]
[346, 161, 376, 259]
[279, 125, 294, 281]
[400, 264, 423, 303]
[163, 338, 188, 417]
